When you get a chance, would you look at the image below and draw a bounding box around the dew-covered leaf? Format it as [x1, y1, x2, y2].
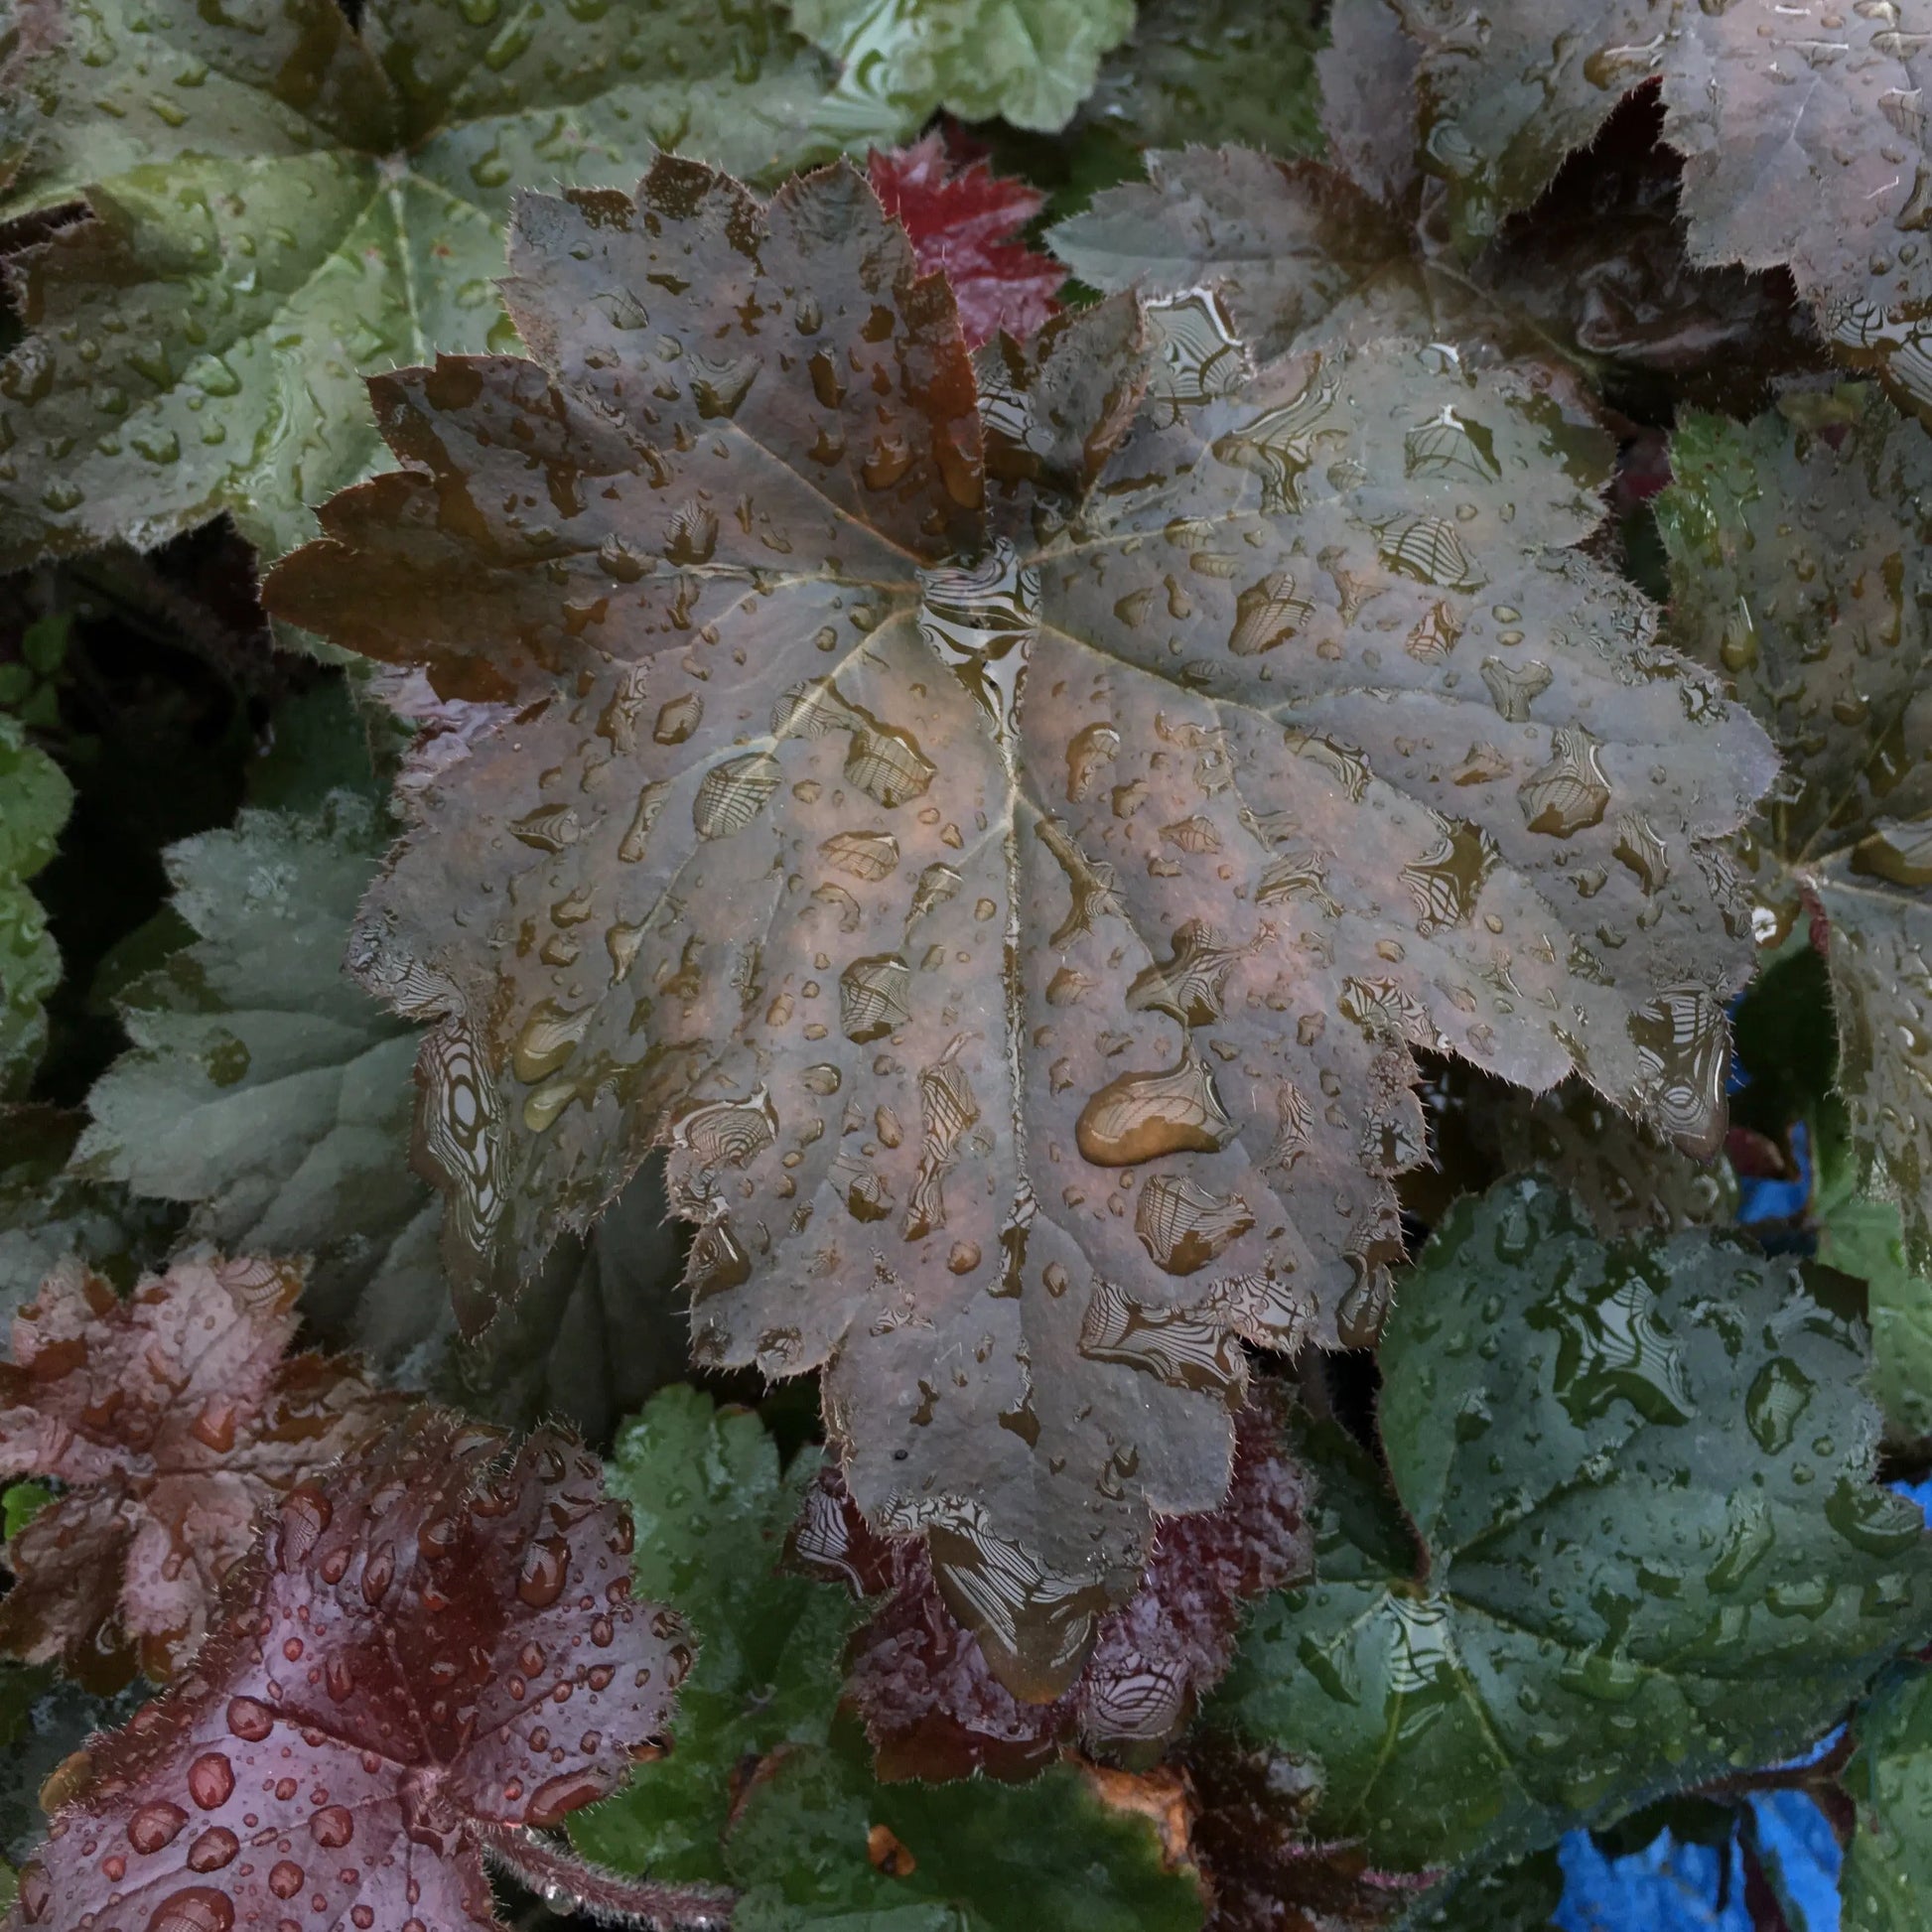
[868, 134, 1066, 349]
[0, 0, 838, 572]
[571, 1387, 857, 1886]
[1076, 0, 1326, 158]
[1050, 109, 1814, 405]
[1370, 0, 1932, 416]
[0, 718, 70, 1097]
[263, 156, 1773, 1696]
[1392, 1851, 1564, 1932]
[796, 1393, 1311, 1778]
[74, 793, 446, 1363]
[791, 0, 1134, 141]
[724, 1722, 1203, 1931]
[1656, 387, 1932, 1270]
[6, 1411, 704, 1932]
[0, 1252, 409, 1679]
[1840, 1665, 1932, 1932]
[1211, 1177, 1932, 1872]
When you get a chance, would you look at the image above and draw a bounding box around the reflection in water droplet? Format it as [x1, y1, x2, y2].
[1076, 1044, 1235, 1167]
[1744, 1355, 1814, 1453]
[1134, 1175, 1254, 1275]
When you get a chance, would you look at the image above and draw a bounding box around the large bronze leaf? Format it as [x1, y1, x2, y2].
[266, 157, 1773, 1697]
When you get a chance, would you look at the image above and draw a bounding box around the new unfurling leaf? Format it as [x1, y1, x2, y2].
[0, 1254, 406, 1680]
[265, 156, 1773, 1695]
[7, 1413, 717, 1932]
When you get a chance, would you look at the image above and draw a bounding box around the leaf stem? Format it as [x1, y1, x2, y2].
[479, 1823, 737, 1930]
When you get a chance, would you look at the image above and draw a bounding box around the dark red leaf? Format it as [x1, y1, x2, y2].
[868, 132, 1064, 348]
[9, 1412, 719, 1932]
[0, 1256, 410, 1680]
[795, 1395, 1312, 1779]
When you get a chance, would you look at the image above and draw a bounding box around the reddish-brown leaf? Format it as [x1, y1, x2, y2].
[796, 1397, 1313, 1777]
[868, 132, 1065, 348]
[0, 1255, 408, 1680]
[8, 1412, 708, 1932]
[262, 156, 1772, 1700]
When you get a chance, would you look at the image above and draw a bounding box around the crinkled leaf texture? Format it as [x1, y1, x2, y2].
[74, 794, 444, 1364]
[793, 1393, 1311, 1777]
[790, 0, 1134, 140]
[571, 1386, 858, 1886]
[0, 717, 71, 1097]
[1841, 1665, 1932, 1932]
[0, 0, 837, 570]
[1656, 386, 1932, 1273]
[1212, 1177, 1932, 1872]
[264, 155, 1773, 1698]
[868, 134, 1065, 350]
[0, 1253, 408, 1680]
[8, 1411, 696, 1932]
[1362, 0, 1932, 417]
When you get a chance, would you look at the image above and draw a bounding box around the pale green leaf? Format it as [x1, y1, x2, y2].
[0, 717, 71, 1096]
[0, 0, 838, 570]
[792, 0, 1133, 139]
[1842, 1666, 1932, 1932]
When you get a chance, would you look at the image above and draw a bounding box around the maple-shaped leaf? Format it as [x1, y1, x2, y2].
[263, 155, 1774, 1697]
[74, 795, 443, 1358]
[0, 1253, 408, 1680]
[791, 0, 1133, 142]
[0, 718, 70, 1099]
[1212, 1179, 1932, 1873]
[5, 1411, 721, 1932]
[1342, 0, 1932, 419]
[1050, 93, 1814, 411]
[793, 1393, 1311, 1778]
[868, 134, 1065, 349]
[1075, 0, 1326, 158]
[0, 0, 839, 575]
[1655, 384, 1932, 1271]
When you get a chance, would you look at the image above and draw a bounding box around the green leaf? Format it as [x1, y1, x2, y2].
[571, 1387, 857, 1886]
[1212, 1176, 1932, 1872]
[0, 0, 839, 571]
[1841, 1665, 1932, 1932]
[725, 1725, 1203, 1931]
[1657, 388, 1932, 1273]
[0, 1482, 51, 1541]
[1396, 1849, 1564, 1931]
[0, 716, 72, 1097]
[0, 1105, 179, 1318]
[792, 0, 1133, 139]
[73, 791, 445, 1361]
[1076, 0, 1325, 157]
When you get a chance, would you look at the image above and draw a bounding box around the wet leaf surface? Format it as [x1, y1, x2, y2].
[1840, 1665, 1932, 1932]
[0, 1662, 149, 1865]
[724, 1719, 1203, 1930]
[5, 1410, 698, 1932]
[74, 794, 444, 1363]
[1212, 1178, 1932, 1871]
[264, 156, 1774, 1695]
[797, 1393, 1312, 1778]
[1657, 386, 1932, 1271]
[790, 0, 1134, 140]
[868, 133, 1066, 349]
[0, 0, 838, 571]
[1050, 95, 1815, 410]
[0, 1253, 409, 1680]
[1369, 0, 1932, 416]
[570, 1387, 857, 1886]
[0, 718, 71, 1097]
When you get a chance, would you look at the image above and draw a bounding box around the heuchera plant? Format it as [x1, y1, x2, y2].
[1, 0, 1932, 1927]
